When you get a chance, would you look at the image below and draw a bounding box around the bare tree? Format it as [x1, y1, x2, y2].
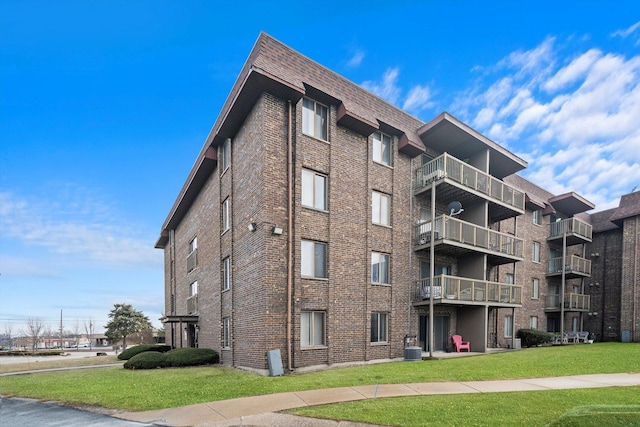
[72, 319, 81, 349]
[84, 318, 95, 350]
[44, 325, 54, 349]
[26, 318, 45, 351]
[3, 323, 13, 350]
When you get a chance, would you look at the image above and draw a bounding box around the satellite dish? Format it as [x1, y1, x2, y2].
[447, 201, 464, 216]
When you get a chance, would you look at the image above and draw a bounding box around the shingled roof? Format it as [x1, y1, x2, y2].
[609, 191, 640, 225]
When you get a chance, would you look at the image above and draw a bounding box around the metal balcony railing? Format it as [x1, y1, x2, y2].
[414, 275, 522, 305]
[548, 254, 591, 276]
[549, 217, 592, 241]
[545, 293, 590, 311]
[187, 249, 198, 273]
[414, 153, 525, 211]
[415, 215, 523, 258]
[187, 295, 198, 314]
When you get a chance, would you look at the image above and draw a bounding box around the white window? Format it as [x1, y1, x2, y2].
[222, 198, 230, 233]
[220, 138, 230, 173]
[372, 131, 392, 166]
[302, 98, 328, 141]
[187, 236, 198, 273]
[222, 257, 231, 291]
[302, 169, 327, 210]
[370, 312, 388, 343]
[504, 315, 513, 338]
[531, 278, 539, 300]
[532, 242, 541, 263]
[506, 273, 514, 284]
[301, 311, 325, 347]
[301, 240, 327, 278]
[222, 317, 230, 348]
[530, 316, 538, 329]
[371, 252, 390, 284]
[189, 281, 198, 296]
[372, 191, 390, 226]
[533, 209, 542, 225]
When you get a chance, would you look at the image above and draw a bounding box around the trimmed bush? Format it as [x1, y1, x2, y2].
[165, 348, 219, 367]
[123, 351, 169, 369]
[517, 328, 554, 347]
[118, 344, 171, 360]
[122, 347, 219, 369]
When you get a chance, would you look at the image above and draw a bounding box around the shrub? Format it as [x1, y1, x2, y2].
[118, 344, 172, 360]
[123, 351, 169, 369]
[517, 329, 554, 347]
[164, 348, 220, 367]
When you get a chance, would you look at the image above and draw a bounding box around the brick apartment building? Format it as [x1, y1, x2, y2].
[155, 33, 640, 374]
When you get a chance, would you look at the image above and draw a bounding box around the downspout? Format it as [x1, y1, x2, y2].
[407, 158, 413, 339]
[634, 216, 638, 341]
[287, 100, 293, 371]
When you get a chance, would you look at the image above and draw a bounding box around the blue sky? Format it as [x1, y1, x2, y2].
[1, 1, 639, 335]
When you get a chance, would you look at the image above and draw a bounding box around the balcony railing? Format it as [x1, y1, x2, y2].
[187, 249, 198, 273]
[415, 275, 522, 305]
[415, 215, 523, 258]
[187, 294, 198, 314]
[549, 217, 592, 241]
[414, 153, 525, 211]
[545, 293, 590, 311]
[548, 254, 591, 276]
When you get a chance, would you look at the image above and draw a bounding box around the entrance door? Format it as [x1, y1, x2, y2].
[419, 315, 450, 351]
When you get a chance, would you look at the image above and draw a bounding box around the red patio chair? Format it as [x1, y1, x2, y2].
[452, 335, 470, 352]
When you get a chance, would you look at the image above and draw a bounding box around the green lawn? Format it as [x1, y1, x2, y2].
[290, 387, 640, 426]
[0, 343, 638, 413]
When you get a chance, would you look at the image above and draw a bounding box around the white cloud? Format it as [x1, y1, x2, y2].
[361, 67, 402, 104]
[0, 188, 161, 271]
[454, 36, 640, 211]
[611, 20, 640, 43]
[346, 49, 365, 68]
[403, 84, 433, 114]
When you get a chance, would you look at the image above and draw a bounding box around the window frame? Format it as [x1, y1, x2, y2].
[189, 281, 198, 296]
[531, 278, 540, 300]
[372, 131, 392, 166]
[302, 98, 328, 141]
[372, 191, 390, 226]
[301, 240, 327, 279]
[504, 315, 514, 338]
[220, 138, 230, 174]
[532, 209, 542, 225]
[222, 197, 230, 234]
[301, 168, 328, 211]
[222, 257, 231, 291]
[371, 252, 390, 285]
[222, 317, 231, 349]
[301, 310, 326, 347]
[532, 241, 541, 263]
[530, 316, 538, 330]
[370, 312, 388, 344]
[187, 236, 198, 273]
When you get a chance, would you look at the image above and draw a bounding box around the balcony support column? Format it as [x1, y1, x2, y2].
[429, 179, 436, 358]
[560, 230, 567, 338]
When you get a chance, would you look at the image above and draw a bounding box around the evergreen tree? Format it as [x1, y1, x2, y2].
[104, 303, 152, 350]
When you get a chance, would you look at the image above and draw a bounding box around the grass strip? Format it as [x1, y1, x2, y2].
[289, 387, 640, 426]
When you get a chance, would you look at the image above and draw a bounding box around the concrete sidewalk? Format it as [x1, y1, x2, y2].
[114, 372, 640, 427]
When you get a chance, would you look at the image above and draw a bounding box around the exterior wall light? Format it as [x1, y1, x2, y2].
[248, 223, 257, 232]
[272, 226, 284, 235]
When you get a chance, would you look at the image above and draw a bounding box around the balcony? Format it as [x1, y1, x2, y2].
[413, 275, 522, 306]
[415, 215, 523, 265]
[414, 153, 525, 221]
[548, 217, 592, 245]
[187, 294, 198, 314]
[544, 293, 590, 312]
[547, 254, 591, 278]
[187, 249, 198, 273]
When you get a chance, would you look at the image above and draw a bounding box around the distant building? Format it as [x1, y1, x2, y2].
[155, 33, 639, 374]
